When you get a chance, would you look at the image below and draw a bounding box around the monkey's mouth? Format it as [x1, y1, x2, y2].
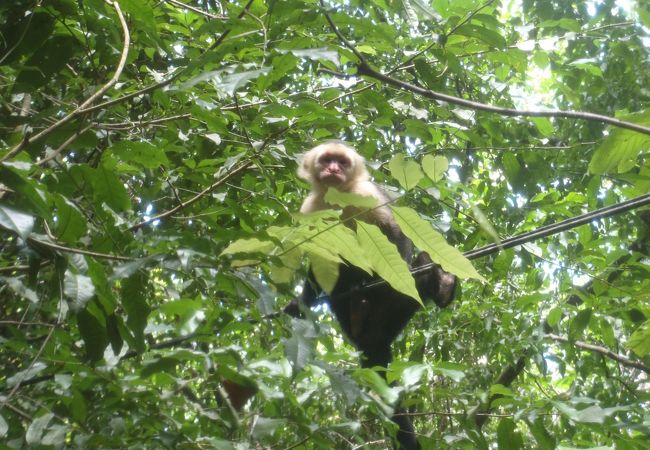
[320, 172, 345, 184]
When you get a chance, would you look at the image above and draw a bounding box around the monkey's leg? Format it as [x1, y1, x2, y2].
[358, 345, 420, 450]
[392, 409, 421, 450]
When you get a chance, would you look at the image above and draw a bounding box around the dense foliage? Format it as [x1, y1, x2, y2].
[1, 0, 650, 448]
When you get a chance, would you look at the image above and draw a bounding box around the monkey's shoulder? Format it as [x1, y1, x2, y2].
[349, 181, 390, 202]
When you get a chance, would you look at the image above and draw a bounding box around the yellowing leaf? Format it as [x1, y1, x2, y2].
[221, 238, 275, 256]
[310, 252, 340, 294]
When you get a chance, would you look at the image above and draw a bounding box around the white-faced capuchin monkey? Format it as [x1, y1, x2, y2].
[284, 141, 457, 450]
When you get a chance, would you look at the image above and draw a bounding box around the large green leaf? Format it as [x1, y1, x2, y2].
[356, 221, 422, 305]
[390, 206, 484, 281]
[589, 110, 650, 174]
[0, 204, 34, 239]
[388, 154, 423, 191]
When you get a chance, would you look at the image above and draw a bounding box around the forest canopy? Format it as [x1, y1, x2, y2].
[1, 0, 650, 448]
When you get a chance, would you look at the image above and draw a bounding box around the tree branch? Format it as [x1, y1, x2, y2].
[469, 356, 527, 428]
[545, 333, 650, 375]
[320, 6, 650, 136]
[2, 0, 131, 163]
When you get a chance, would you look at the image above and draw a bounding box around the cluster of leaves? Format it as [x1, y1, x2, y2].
[1, 0, 649, 448]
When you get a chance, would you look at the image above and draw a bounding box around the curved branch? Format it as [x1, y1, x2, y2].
[320, 6, 650, 136]
[1, 0, 131, 163]
[128, 159, 256, 231]
[335, 192, 650, 298]
[470, 356, 527, 428]
[26, 236, 134, 261]
[546, 333, 650, 375]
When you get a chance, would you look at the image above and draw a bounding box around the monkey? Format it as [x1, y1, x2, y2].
[285, 141, 457, 450]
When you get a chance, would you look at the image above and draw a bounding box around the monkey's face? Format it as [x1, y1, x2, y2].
[316, 151, 352, 186]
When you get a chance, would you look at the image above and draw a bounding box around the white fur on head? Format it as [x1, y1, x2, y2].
[297, 141, 369, 188]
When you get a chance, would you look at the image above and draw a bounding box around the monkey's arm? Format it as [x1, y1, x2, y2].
[283, 270, 324, 317]
[413, 252, 457, 308]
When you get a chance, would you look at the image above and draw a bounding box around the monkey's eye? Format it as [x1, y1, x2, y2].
[322, 156, 349, 167]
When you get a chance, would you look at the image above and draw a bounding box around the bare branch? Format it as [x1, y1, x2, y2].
[162, 0, 227, 20]
[27, 236, 134, 261]
[546, 333, 650, 375]
[2, 0, 131, 163]
[36, 124, 93, 166]
[320, 7, 650, 136]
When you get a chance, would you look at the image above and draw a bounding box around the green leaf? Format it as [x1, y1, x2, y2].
[356, 221, 422, 305]
[639, 5, 650, 28]
[553, 402, 628, 424]
[0, 167, 51, 220]
[289, 48, 340, 65]
[497, 418, 523, 450]
[431, 361, 466, 381]
[6, 362, 47, 387]
[471, 205, 501, 244]
[421, 154, 448, 182]
[325, 366, 361, 405]
[311, 228, 371, 275]
[25, 413, 54, 445]
[141, 357, 179, 378]
[76, 306, 108, 363]
[589, 110, 650, 174]
[546, 307, 563, 327]
[0, 204, 34, 239]
[324, 188, 379, 208]
[354, 368, 398, 403]
[178, 68, 270, 95]
[531, 117, 554, 137]
[251, 417, 286, 439]
[285, 320, 315, 371]
[82, 165, 131, 212]
[628, 320, 650, 356]
[526, 419, 556, 449]
[14, 35, 78, 90]
[290, 216, 373, 275]
[0, 413, 7, 438]
[400, 362, 427, 387]
[568, 308, 592, 341]
[221, 238, 276, 256]
[390, 206, 484, 281]
[109, 141, 170, 169]
[388, 154, 423, 191]
[54, 196, 86, 243]
[121, 272, 150, 353]
[310, 251, 339, 294]
[455, 24, 506, 48]
[64, 272, 95, 310]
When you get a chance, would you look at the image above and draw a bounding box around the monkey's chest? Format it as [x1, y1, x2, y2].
[328, 267, 420, 349]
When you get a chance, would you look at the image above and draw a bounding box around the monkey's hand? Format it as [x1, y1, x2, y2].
[283, 298, 304, 318]
[414, 252, 458, 308]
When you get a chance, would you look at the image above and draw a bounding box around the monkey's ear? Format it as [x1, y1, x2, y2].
[297, 150, 317, 181]
[297, 156, 310, 181]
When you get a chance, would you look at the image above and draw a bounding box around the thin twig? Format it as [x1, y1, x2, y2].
[97, 113, 191, 130]
[2, 0, 130, 163]
[163, 0, 227, 19]
[36, 124, 93, 166]
[546, 333, 650, 374]
[391, 0, 495, 74]
[26, 236, 134, 261]
[320, 7, 650, 136]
